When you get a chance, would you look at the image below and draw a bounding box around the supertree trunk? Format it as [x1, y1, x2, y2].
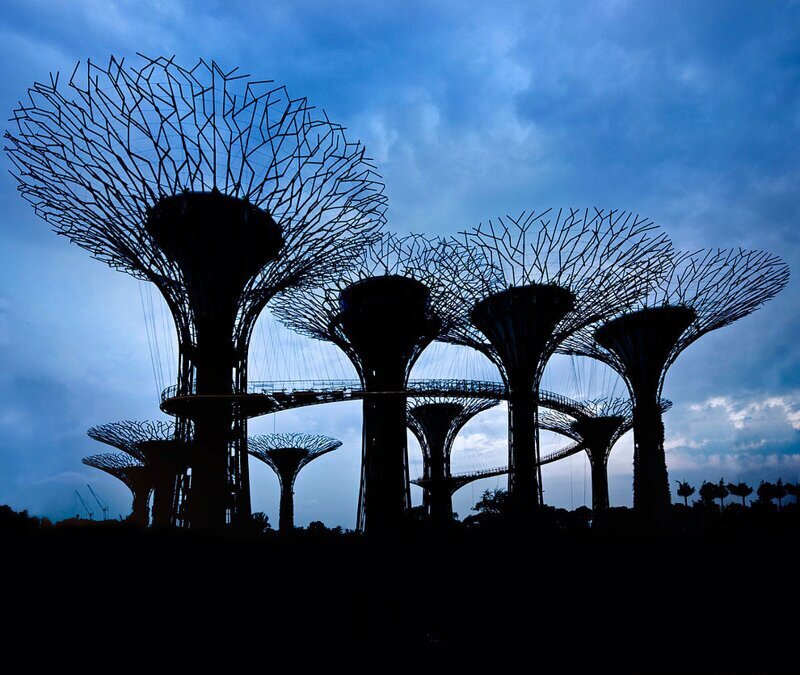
[428, 484, 454, 528]
[279, 482, 295, 533]
[360, 389, 410, 533]
[632, 398, 671, 517]
[589, 455, 610, 513]
[151, 472, 179, 527]
[507, 391, 541, 517]
[189, 343, 237, 529]
[130, 490, 151, 527]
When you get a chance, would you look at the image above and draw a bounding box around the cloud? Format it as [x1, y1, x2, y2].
[668, 450, 800, 477]
[688, 393, 800, 432]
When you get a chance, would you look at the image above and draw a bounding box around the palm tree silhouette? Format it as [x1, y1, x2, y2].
[757, 481, 776, 506]
[675, 480, 695, 507]
[726, 481, 753, 507]
[699, 481, 718, 507]
[775, 479, 787, 509]
[783, 481, 800, 505]
[716, 479, 729, 510]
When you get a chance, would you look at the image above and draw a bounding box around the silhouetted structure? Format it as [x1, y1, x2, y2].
[441, 209, 671, 523]
[248, 433, 342, 532]
[87, 421, 190, 526]
[407, 395, 500, 526]
[244, 378, 588, 417]
[7, 56, 386, 529]
[411, 465, 507, 522]
[273, 234, 468, 534]
[561, 249, 789, 519]
[82, 453, 153, 526]
[539, 398, 671, 512]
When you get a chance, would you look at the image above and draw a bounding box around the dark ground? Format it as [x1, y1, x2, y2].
[2, 507, 797, 669]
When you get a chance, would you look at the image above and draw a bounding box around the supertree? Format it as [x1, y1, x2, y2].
[6, 55, 387, 529]
[272, 233, 471, 534]
[248, 433, 342, 532]
[82, 453, 154, 526]
[87, 420, 190, 526]
[560, 249, 790, 518]
[538, 398, 672, 512]
[406, 395, 500, 527]
[440, 209, 672, 522]
[411, 465, 508, 520]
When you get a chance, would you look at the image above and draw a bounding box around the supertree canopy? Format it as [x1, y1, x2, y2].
[272, 233, 472, 534]
[82, 452, 154, 526]
[440, 209, 673, 522]
[406, 395, 500, 527]
[560, 248, 790, 518]
[87, 420, 190, 526]
[538, 398, 671, 512]
[7, 55, 387, 529]
[248, 433, 342, 532]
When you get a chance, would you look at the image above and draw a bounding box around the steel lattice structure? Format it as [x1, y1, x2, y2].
[411, 465, 508, 506]
[406, 395, 500, 526]
[439, 208, 673, 522]
[87, 420, 190, 526]
[82, 452, 154, 526]
[272, 233, 476, 534]
[538, 398, 671, 511]
[248, 433, 342, 532]
[560, 248, 789, 518]
[7, 55, 387, 529]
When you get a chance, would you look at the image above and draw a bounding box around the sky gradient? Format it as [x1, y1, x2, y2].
[0, 0, 798, 527]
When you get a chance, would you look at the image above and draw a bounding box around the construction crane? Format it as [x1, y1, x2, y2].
[87, 484, 109, 521]
[75, 490, 94, 520]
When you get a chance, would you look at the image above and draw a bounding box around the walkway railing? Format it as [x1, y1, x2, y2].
[161, 378, 591, 418]
[539, 440, 585, 466]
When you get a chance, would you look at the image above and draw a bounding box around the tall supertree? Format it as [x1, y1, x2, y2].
[440, 209, 672, 522]
[406, 395, 500, 527]
[538, 398, 671, 512]
[248, 433, 342, 532]
[560, 249, 789, 518]
[272, 233, 470, 534]
[6, 56, 387, 529]
[82, 453, 154, 526]
[87, 420, 189, 526]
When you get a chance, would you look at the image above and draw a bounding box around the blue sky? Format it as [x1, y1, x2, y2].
[0, 0, 798, 526]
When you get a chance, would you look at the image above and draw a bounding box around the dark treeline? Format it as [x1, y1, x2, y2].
[675, 478, 798, 510]
[3, 498, 797, 666]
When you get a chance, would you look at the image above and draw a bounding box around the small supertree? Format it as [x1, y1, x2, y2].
[411, 464, 508, 523]
[440, 209, 672, 523]
[87, 421, 189, 526]
[726, 481, 754, 507]
[675, 480, 696, 507]
[6, 55, 386, 529]
[248, 433, 342, 532]
[406, 395, 500, 527]
[562, 249, 789, 520]
[82, 453, 154, 526]
[539, 398, 672, 512]
[272, 233, 471, 534]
